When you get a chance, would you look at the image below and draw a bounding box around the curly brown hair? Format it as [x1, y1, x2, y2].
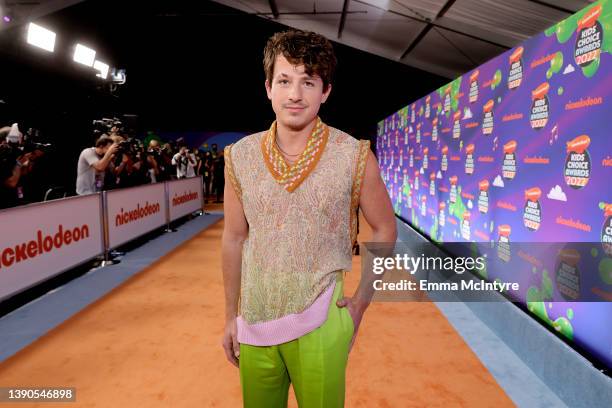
[263, 30, 337, 91]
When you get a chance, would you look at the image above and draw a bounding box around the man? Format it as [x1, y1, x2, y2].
[221, 30, 396, 407]
[212, 150, 224, 203]
[75, 135, 117, 195]
[172, 146, 196, 179]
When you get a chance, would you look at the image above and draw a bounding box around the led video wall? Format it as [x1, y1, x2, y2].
[376, 1, 612, 369]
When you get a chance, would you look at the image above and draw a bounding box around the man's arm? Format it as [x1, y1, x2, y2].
[91, 144, 117, 172]
[221, 164, 248, 367]
[336, 149, 396, 351]
[351, 149, 397, 309]
[3, 162, 22, 188]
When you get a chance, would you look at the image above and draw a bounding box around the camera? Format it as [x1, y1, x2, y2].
[93, 117, 124, 138]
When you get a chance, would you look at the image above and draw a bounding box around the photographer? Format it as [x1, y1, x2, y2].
[113, 138, 160, 188]
[75, 135, 118, 195]
[0, 123, 45, 208]
[0, 143, 24, 209]
[172, 145, 196, 179]
[147, 139, 170, 183]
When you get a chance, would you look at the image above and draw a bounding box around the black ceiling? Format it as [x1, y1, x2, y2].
[0, 0, 446, 138]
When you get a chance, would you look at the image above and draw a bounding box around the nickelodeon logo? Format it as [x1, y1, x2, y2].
[1, 225, 90, 269]
[172, 191, 199, 207]
[115, 202, 161, 227]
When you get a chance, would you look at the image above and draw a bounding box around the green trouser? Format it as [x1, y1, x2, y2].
[239, 276, 354, 408]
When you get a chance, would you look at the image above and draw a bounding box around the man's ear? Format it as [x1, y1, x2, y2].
[265, 79, 272, 100]
[321, 83, 332, 104]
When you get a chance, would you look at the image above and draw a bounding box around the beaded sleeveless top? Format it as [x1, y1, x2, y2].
[225, 117, 369, 324]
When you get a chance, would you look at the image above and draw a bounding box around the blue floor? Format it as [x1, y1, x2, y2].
[397, 218, 611, 408]
[0, 213, 222, 363]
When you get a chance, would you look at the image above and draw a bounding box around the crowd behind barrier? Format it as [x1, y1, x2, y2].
[0, 122, 226, 211]
[0, 176, 203, 302]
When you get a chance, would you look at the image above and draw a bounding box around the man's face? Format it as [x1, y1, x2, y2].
[99, 143, 111, 155]
[265, 55, 331, 131]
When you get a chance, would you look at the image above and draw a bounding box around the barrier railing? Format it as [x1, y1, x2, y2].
[0, 176, 204, 301]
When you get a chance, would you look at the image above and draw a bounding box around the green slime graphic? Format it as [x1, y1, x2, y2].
[491, 70, 502, 90]
[527, 268, 574, 340]
[599, 257, 612, 284]
[544, 0, 612, 78]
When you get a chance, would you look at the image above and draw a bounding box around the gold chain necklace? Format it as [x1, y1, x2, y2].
[274, 136, 301, 157]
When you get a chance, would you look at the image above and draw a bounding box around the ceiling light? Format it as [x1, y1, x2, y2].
[73, 43, 96, 66]
[94, 60, 109, 79]
[26, 23, 56, 52]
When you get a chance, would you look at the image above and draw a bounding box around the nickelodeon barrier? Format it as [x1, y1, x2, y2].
[376, 1, 612, 369]
[0, 177, 203, 301]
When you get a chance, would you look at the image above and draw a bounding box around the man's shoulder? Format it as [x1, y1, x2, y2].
[327, 126, 367, 149]
[226, 131, 265, 155]
[79, 147, 95, 158]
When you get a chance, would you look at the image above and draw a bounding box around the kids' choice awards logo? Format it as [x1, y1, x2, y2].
[602, 204, 612, 256]
[555, 249, 581, 301]
[497, 225, 511, 262]
[465, 144, 475, 175]
[420, 195, 427, 217]
[425, 95, 431, 118]
[399, 149, 404, 167]
[507, 46, 524, 90]
[416, 123, 422, 143]
[414, 171, 420, 192]
[429, 172, 436, 196]
[452, 110, 461, 139]
[411, 104, 416, 123]
[461, 212, 471, 240]
[449, 176, 458, 203]
[432, 118, 439, 141]
[423, 147, 429, 169]
[469, 70, 479, 103]
[574, 5, 603, 67]
[555, 248, 580, 301]
[439, 202, 446, 227]
[482, 99, 494, 135]
[564, 135, 591, 189]
[407, 184, 413, 209]
[395, 129, 399, 147]
[502, 140, 518, 180]
[530, 82, 550, 130]
[409, 148, 414, 168]
[478, 180, 489, 214]
[404, 127, 409, 145]
[444, 85, 452, 113]
[523, 187, 543, 231]
[441, 146, 448, 172]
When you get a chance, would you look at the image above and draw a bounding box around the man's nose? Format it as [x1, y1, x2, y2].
[288, 83, 303, 102]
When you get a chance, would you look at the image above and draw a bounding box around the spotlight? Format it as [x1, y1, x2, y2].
[110, 68, 126, 84]
[73, 43, 96, 66]
[3, 16, 10, 23]
[94, 60, 109, 79]
[26, 23, 56, 52]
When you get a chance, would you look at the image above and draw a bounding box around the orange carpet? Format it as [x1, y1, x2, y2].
[0, 204, 514, 407]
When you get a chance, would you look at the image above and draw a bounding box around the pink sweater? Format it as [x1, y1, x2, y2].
[237, 280, 336, 346]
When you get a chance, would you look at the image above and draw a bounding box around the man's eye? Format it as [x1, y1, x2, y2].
[305, 82, 314, 87]
[278, 79, 289, 85]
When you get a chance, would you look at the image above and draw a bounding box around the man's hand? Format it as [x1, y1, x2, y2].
[106, 143, 119, 157]
[336, 297, 366, 353]
[222, 317, 240, 368]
